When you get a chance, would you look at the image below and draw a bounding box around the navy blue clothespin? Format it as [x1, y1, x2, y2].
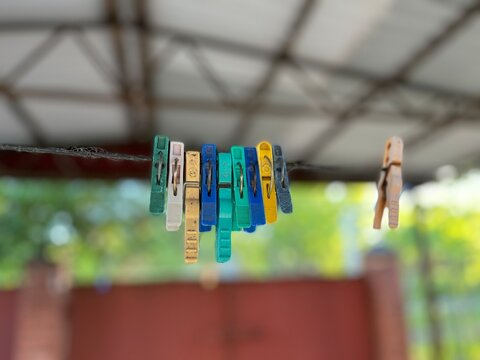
[200, 144, 217, 232]
[244, 147, 266, 233]
[273, 145, 293, 214]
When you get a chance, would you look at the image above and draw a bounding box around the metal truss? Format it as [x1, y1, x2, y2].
[0, 0, 479, 167]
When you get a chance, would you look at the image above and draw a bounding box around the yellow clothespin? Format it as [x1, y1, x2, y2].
[257, 141, 277, 224]
[373, 136, 403, 229]
[184, 151, 200, 263]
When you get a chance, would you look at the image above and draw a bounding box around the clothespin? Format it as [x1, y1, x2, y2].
[373, 136, 403, 229]
[216, 153, 233, 263]
[149, 135, 169, 215]
[184, 151, 200, 263]
[231, 146, 251, 229]
[200, 144, 217, 232]
[257, 141, 277, 224]
[243, 147, 265, 233]
[166, 141, 184, 231]
[273, 145, 293, 214]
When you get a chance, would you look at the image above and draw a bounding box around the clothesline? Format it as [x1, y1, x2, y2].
[0, 144, 339, 173]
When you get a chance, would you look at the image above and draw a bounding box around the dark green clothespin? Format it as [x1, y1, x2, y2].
[149, 135, 169, 215]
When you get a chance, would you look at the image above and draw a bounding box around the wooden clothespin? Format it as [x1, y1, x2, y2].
[373, 136, 403, 229]
[184, 151, 200, 263]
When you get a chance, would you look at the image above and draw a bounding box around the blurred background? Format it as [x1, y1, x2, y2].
[1, 0, 480, 359]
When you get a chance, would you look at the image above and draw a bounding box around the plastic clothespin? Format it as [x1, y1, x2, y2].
[273, 145, 293, 214]
[149, 135, 169, 215]
[243, 147, 266, 233]
[166, 141, 184, 231]
[373, 136, 404, 229]
[184, 151, 200, 263]
[216, 153, 233, 263]
[257, 141, 277, 224]
[200, 144, 217, 232]
[231, 146, 251, 229]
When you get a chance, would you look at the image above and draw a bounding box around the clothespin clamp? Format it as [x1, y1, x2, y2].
[373, 136, 403, 229]
[231, 146, 251, 229]
[257, 141, 277, 224]
[166, 141, 184, 231]
[216, 153, 233, 263]
[243, 147, 265, 233]
[149, 135, 169, 215]
[273, 145, 293, 214]
[200, 144, 217, 232]
[184, 151, 200, 263]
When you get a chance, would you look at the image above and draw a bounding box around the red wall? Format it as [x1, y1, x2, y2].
[0, 291, 16, 360]
[69, 279, 374, 360]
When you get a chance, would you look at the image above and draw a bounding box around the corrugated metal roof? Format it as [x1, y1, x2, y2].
[0, 0, 479, 182]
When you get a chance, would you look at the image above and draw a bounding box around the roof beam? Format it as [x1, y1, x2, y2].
[0, 21, 478, 105]
[4, 92, 46, 145]
[299, 0, 480, 161]
[104, 0, 139, 139]
[230, 0, 318, 143]
[2, 85, 480, 123]
[405, 100, 480, 150]
[135, 0, 156, 138]
[2, 29, 63, 85]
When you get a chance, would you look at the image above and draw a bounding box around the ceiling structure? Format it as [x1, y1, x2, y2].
[0, 0, 480, 182]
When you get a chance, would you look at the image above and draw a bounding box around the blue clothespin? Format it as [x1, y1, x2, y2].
[244, 147, 266, 233]
[200, 144, 217, 232]
[273, 145, 293, 214]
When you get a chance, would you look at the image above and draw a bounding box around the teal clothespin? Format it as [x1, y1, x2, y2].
[231, 146, 251, 229]
[149, 135, 169, 215]
[216, 153, 233, 263]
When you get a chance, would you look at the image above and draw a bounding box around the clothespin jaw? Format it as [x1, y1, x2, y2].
[166, 141, 184, 231]
[200, 144, 217, 232]
[244, 147, 266, 233]
[231, 146, 251, 229]
[257, 141, 277, 224]
[216, 153, 233, 263]
[373, 136, 403, 229]
[149, 135, 169, 215]
[184, 151, 200, 263]
[273, 145, 293, 214]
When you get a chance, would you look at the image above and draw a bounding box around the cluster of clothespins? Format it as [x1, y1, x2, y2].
[149, 136, 293, 264]
[148, 134, 403, 264]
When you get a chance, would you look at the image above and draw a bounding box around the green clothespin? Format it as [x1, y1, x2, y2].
[216, 153, 233, 263]
[149, 135, 169, 215]
[231, 146, 251, 229]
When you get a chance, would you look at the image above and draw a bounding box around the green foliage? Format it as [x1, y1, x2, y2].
[2, 176, 480, 359]
[0, 179, 372, 285]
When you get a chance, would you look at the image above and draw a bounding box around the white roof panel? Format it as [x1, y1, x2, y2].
[22, 100, 129, 145]
[152, 0, 301, 52]
[342, 0, 460, 76]
[0, 99, 32, 144]
[0, 0, 102, 22]
[16, 34, 116, 94]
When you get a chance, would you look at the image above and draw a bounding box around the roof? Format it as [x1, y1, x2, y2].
[0, 0, 479, 182]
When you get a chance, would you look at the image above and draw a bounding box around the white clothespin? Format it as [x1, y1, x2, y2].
[166, 141, 184, 231]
